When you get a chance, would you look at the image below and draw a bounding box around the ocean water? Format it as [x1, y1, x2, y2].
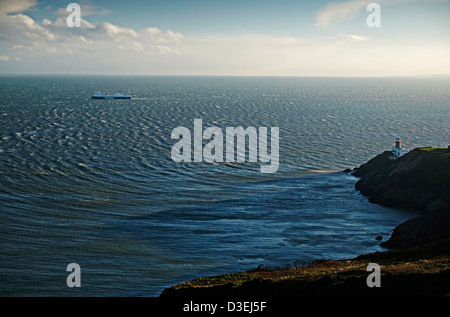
[0, 75, 449, 296]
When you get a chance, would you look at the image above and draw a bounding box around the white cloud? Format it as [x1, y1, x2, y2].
[143, 27, 184, 43]
[0, 7, 185, 70]
[156, 45, 178, 54]
[99, 22, 138, 39]
[316, 0, 371, 27]
[315, 0, 450, 27]
[9, 13, 36, 27]
[173, 33, 374, 75]
[78, 35, 92, 44]
[131, 41, 144, 52]
[0, 13, 59, 44]
[0, 1, 447, 76]
[50, 16, 95, 29]
[337, 34, 368, 43]
[0, 0, 36, 14]
[54, 4, 112, 17]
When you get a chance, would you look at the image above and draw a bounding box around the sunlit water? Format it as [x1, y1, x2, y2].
[1, 76, 448, 296]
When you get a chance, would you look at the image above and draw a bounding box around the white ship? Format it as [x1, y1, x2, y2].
[91, 92, 131, 99]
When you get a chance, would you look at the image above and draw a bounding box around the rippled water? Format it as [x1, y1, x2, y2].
[0, 75, 449, 296]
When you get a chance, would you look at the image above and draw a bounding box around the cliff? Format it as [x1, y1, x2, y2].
[352, 147, 450, 248]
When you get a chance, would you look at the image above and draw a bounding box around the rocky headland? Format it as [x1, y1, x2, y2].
[160, 147, 450, 297]
[352, 147, 450, 248]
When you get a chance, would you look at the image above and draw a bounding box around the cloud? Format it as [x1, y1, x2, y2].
[143, 27, 184, 43]
[315, 0, 450, 27]
[0, 13, 59, 44]
[156, 45, 179, 54]
[0, 0, 447, 75]
[50, 16, 95, 28]
[0, 7, 374, 75]
[337, 34, 368, 43]
[78, 35, 92, 44]
[171, 33, 372, 75]
[99, 22, 138, 39]
[131, 41, 144, 52]
[0, 0, 36, 14]
[54, 4, 112, 17]
[0, 7, 184, 66]
[316, 0, 372, 27]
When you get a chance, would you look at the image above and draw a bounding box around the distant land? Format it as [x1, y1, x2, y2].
[412, 74, 450, 78]
[386, 74, 450, 78]
[161, 147, 450, 297]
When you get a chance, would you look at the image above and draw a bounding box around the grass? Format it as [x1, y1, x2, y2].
[164, 240, 450, 296]
[169, 255, 450, 290]
[418, 147, 448, 151]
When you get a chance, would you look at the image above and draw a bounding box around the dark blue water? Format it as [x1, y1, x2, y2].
[1, 76, 448, 296]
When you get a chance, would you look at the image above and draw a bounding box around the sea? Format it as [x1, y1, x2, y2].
[0, 75, 449, 296]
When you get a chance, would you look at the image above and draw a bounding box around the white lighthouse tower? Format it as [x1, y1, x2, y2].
[392, 136, 404, 158]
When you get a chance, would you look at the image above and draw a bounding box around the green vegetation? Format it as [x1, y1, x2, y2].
[418, 147, 448, 151]
[171, 255, 448, 290]
[161, 240, 450, 296]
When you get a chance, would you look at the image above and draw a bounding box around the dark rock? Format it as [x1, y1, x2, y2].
[375, 235, 382, 241]
[354, 147, 450, 248]
[381, 209, 450, 249]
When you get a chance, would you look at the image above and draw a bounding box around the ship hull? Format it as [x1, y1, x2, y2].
[91, 96, 131, 99]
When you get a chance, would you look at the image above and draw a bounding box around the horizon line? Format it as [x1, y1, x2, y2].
[1, 72, 450, 78]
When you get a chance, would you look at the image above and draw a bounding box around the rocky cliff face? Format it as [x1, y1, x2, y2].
[352, 147, 450, 248]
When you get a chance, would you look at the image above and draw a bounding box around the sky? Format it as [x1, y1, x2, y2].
[0, 0, 449, 76]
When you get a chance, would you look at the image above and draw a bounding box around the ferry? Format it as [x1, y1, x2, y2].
[91, 92, 131, 99]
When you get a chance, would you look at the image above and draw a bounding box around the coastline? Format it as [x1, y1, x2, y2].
[160, 147, 450, 297]
[352, 147, 450, 249]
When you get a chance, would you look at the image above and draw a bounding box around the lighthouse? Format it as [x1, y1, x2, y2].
[395, 137, 402, 150]
[392, 136, 403, 158]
